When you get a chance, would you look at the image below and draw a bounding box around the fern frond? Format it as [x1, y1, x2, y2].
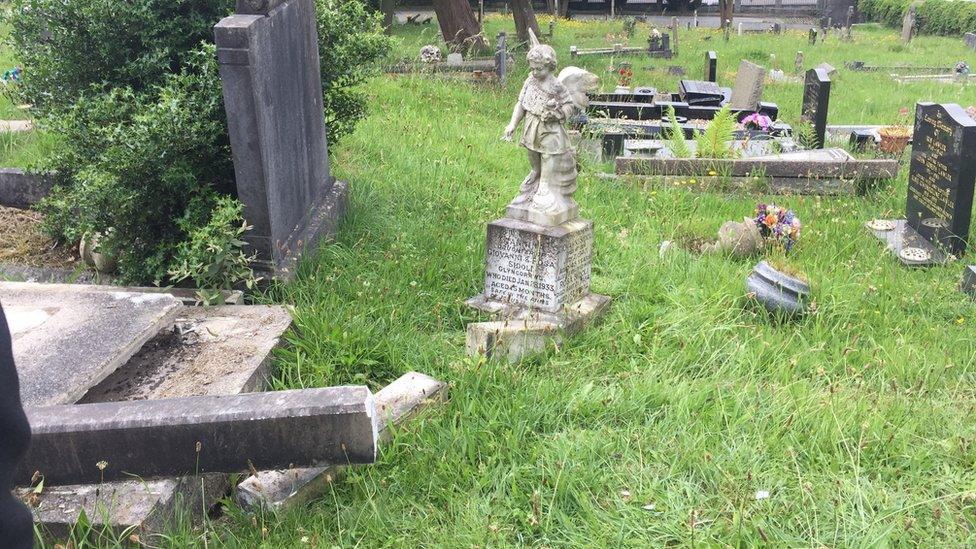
[665, 106, 692, 158]
[696, 104, 738, 159]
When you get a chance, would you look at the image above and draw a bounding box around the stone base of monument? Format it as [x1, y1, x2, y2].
[867, 219, 951, 267]
[465, 294, 611, 361]
[255, 178, 349, 281]
[464, 216, 610, 362]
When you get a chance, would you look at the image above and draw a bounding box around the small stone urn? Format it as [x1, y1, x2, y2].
[746, 261, 810, 317]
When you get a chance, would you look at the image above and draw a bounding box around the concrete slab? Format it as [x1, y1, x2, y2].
[236, 372, 448, 511]
[20, 386, 378, 485]
[80, 305, 291, 402]
[1, 282, 182, 406]
[24, 304, 293, 537]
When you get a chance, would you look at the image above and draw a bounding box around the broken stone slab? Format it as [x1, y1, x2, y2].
[29, 474, 229, 541]
[26, 305, 293, 537]
[615, 151, 899, 180]
[2, 282, 182, 407]
[962, 266, 976, 297]
[80, 305, 291, 402]
[20, 386, 378, 486]
[466, 293, 611, 362]
[236, 371, 448, 512]
[0, 119, 33, 133]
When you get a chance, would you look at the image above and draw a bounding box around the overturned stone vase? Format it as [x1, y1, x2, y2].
[746, 261, 810, 317]
[702, 217, 763, 259]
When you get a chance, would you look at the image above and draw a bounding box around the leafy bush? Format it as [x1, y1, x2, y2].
[36, 46, 235, 283]
[10, 0, 392, 286]
[169, 196, 261, 304]
[858, 0, 976, 36]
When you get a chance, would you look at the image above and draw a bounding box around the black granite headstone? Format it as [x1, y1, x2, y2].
[801, 68, 831, 149]
[680, 79, 724, 106]
[705, 51, 717, 82]
[906, 103, 976, 256]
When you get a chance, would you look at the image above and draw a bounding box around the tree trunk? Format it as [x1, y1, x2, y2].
[380, 0, 396, 35]
[432, 0, 488, 52]
[719, 0, 734, 28]
[510, 0, 541, 44]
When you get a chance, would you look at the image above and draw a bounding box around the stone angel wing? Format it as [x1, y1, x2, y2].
[557, 67, 599, 112]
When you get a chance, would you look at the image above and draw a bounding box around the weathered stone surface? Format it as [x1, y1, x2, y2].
[215, 0, 343, 278]
[466, 293, 610, 362]
[80, 305, 291, 402]
[476, 217, 594, 314]
[19, 387, 378, 485]
[27, 306, 292, 537]
[28, 474, 228, 540]
[729, 60, 766, 110]
[236, 372, 448, 511]
[3, 282, 182, 407]
[966, 32, 976, 50]
[962, 266, 976, 296]
[0, 168, 54, 209]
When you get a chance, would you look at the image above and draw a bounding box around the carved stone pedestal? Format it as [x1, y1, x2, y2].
[465, 217, 609, 361]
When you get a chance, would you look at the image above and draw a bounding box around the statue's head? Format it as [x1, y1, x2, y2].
[527, 44, 557, 80]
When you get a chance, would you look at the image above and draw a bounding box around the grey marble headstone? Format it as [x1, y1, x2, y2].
[215, 0, 347, 278]
[729, 60, 766, 111]
[966, 32, 976, 50]
[902, 3, 918, 43]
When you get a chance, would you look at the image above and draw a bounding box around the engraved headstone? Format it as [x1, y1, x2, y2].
[795, 51, 804, 73]
[705, 50, 717, 82]
[870, 103, 976, 265]
[801, 68, 831, 149]
[729, 60, 766, 111]
[902, 2, 918, 43]
[966, 32, 976, 50]
[215, 0, 347, 279]
[905, 103, 976, 255]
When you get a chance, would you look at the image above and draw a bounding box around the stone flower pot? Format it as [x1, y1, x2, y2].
[878, 125, 911, 154]
[746, 261, 810, 317]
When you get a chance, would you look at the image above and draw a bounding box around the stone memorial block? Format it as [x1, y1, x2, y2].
[801, 68, 831, 149]
[446, 52, 463, 65]
[906, 103, 976, 255]
[809, 28, 817, 45]
[962, 265, 976, 296]
[795, 51, 804, 73]
[729, 61, 766, 111]
[482, 218, 593, 314]
[215, 0, 348, 279]
[680, 80, 724, 106]
[705, 51, 717, 82]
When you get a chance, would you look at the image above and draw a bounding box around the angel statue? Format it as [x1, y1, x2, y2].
[501, 30, 598, 227]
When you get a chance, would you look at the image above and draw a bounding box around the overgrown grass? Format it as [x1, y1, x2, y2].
[46, 17, 976, 547]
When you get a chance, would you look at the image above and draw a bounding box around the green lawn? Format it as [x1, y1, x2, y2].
[48, 17, 976, 547]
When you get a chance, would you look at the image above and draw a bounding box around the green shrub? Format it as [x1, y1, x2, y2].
[169, 196, 261, 305]
[11, 0, 392, 286]
[858, 0, 976, 36]
[36, 46, 234, 283]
